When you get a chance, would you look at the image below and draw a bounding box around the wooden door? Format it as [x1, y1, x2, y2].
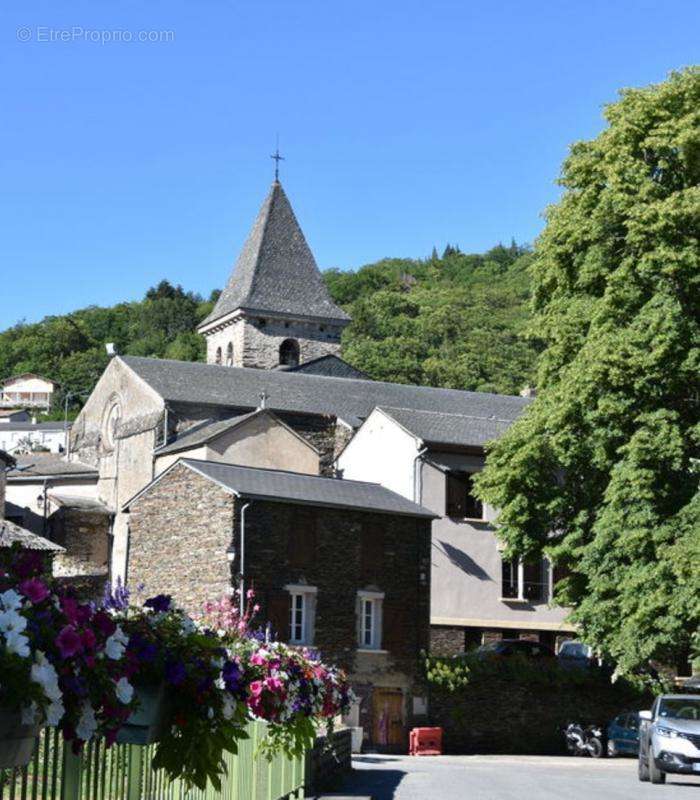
[372, 689, 405, 749]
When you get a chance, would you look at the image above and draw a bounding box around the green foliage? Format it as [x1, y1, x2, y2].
[324, 243, 539, 394]
[475, 68, 700, 672]
[0, 281, 208, 418]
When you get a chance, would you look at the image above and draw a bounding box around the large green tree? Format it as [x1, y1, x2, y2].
[476, 69, 700, 672]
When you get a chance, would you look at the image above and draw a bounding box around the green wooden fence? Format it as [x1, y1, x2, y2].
[0, 723, 304, 800]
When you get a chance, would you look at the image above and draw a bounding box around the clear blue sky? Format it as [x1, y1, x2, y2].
[2, 0, 698, 326]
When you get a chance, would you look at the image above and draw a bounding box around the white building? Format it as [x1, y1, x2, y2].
[0, 373, 57, 411]
[0, 421, 69, 455]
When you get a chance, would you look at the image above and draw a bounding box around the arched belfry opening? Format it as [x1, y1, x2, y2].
[279, 338, 300, 368]
[226, 342, 234, 366]
[197, 180, 351, 369]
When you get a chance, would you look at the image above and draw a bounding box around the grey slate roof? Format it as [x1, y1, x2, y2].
[8, 455, 97, 480]
[154, 410, 260, 456]
[199, 181, 350, 327]
[129, 459, 436, 519]
[0, 422, 70, 432]
[378, 406, 513, 449]
[0, 520, 64, 552]
[285, 354, 370, 380]
[120, 356, 530, 429]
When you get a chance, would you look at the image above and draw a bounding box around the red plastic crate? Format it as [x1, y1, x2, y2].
[409, 726, 443, 755]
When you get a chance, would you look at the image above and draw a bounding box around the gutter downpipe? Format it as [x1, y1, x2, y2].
[413, 444, 428, 504]
[238, 499, 251, 616]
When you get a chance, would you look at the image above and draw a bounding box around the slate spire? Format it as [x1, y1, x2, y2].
[200, 182, 350, 328]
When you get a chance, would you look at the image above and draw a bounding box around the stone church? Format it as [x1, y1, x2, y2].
[64, 177, 572, 748]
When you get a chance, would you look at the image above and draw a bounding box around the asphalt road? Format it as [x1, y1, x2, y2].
[323, 753, 700, 799]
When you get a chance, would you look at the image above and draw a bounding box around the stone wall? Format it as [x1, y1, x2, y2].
[204, 314, 344, 370]
[428, 667, 650, 754]
[430, 626, 467, 656]
[50, 508, 111, 578]
[127, 463, 235, 610]
[241, 498, 431, 681]
[305, 729, 352, 794]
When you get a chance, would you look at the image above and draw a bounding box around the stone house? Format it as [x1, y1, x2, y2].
[124, 458, 435, 751]
[336, 406, 575, 652]
[1, 449, 65, 557]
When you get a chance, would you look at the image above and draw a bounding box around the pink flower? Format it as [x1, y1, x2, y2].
[19, 577, 49, 604]
[56, 625, 83, 658]
[264, 676, 285, 694]
[249, 680, 264, 698]
[250, 652, 267, 666]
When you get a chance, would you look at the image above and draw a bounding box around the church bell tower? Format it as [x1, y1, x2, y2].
[197, 177, 351, 370]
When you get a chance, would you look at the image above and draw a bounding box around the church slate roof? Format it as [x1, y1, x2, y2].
[376, 406, 513, 449]
[128, 459, 436, 519]
[199, 181, 350, 328]
[120, 356, 531, 429]
[284, 354, 370, 380]
[154, 409, 320, 457]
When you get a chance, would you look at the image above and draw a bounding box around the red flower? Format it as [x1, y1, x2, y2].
[93, 610, 116, 638]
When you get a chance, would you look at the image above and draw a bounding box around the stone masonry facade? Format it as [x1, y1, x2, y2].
[127, 465, 235, 608]
[126, 461, 432, 748]
[204, 314, 343, 370]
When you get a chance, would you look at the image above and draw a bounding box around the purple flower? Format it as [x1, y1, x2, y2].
[56, 625, 83, 658]
[222, 660, 242, 693]
[144, 594, 172, 613]
[165, 660, 186, 686]
[93, 610, 117, 638]
[19, 577, 50, 604]
[101, 578, 130, 612]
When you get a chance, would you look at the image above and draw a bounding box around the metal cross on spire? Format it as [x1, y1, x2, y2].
[270, 138, 284, 182]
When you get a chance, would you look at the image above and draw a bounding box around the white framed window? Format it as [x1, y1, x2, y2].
[357, 590, 384, 650]
[284, 584, 317, 645]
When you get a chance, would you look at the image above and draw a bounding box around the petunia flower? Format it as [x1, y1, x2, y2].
[56, 625, 83, 658]
[19, 577, 50, 604]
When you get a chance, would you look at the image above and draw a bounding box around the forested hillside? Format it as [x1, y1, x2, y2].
[0, 243, 538, 417]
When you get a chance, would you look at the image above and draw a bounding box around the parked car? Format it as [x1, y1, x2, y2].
[607, 712, 640, 756]
[475, 639, 555, 659]
[558, 640, 596, 670]
[638, 694, 700, 784]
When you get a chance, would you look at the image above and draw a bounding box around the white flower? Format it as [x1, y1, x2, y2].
[222, 694, 235, 720]
[207, 707, 214, 720]
[0, 589, 23, 611]
[46, 699, 65, 727]
[4, 629, 30, 657]
[179, 615, 196, 634]
[76, 703, 97, 742]
[31, 651, 62, 702]
[115, 677, 133, 705]
[104, 626, 129, 660]
[0, 609, 27, 634]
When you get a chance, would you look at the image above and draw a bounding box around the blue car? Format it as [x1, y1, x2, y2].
[607, 712, 640, 756]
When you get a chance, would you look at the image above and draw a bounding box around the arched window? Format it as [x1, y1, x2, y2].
[279, 338, 300, 367]
[226, 342, 233, 367]
[215, 347, 222, 365]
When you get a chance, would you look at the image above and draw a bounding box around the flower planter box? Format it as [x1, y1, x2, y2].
[0, 709, 40, 769]
[116, 684, 171, 745]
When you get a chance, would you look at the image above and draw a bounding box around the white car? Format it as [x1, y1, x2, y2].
[638, 694, 700, 784]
